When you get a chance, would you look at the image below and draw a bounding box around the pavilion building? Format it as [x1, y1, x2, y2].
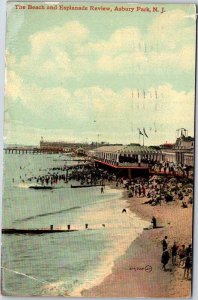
[88, 144, 162, 178]
[88, 132, 194, 178]
[88, 144, 161, 165]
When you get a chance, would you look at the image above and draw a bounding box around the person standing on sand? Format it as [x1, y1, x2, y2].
[162, 236, 168, 251]
[138, 185, 141, 197]
[151, 216, 157, 228]
[183, 253, 192, 279]
[142, 185, 146, 197]
[185, 244, 192, 256]
[161, 249, 170, 271]
[178, 245, 186, 267]
[171, 242, 178, 265]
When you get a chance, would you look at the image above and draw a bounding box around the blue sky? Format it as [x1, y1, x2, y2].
[4, 2, 196, 145]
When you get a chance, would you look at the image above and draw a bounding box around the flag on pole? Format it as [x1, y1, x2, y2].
[143, 128, 149, 138]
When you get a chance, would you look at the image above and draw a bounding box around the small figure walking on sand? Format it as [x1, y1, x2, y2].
[185, 244, 192, 256]
[181, 201, 188, 208]
[183, 253, 192, 280]
[151, 216, 157, 228]
[161, 249, 170, 271]
[101, 186, 104, 194]
[162, 236, 168, 251]
[171, 241, 178, 265]
[178, 245, 186, 267]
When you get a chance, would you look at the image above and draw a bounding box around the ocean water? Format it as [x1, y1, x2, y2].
[2, 153, 149, 296]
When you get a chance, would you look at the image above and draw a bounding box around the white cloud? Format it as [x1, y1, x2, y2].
[93, 9, 195, 74]
[96, 52, 147, 73]
[86, 27, 141, 55]
[30, 21, 89, 55]
[6, 71, 23, 100]
[96, 46, 195, 74]
[148, 9, 195, 49]
[6, 21, 91, 80]
[6, 9, 196, 81]
[5, 70, 71, 116]
[6, 71, 195, 119]
[5, 70, 194, 144]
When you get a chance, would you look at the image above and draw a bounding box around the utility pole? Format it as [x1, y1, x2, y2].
[97, 134, 100, 147]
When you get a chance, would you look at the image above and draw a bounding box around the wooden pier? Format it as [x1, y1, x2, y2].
[4, 146, 73, 155]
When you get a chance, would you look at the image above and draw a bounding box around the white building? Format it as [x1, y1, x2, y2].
[89, 144, 161, 165]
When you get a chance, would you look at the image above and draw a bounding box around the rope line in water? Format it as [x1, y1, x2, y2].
[1, 266, 68, 297]
[2, 266, 49, 284]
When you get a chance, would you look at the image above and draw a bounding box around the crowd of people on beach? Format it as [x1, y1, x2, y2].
[161, 236, 192, 280]
[119, 175, 193, 209]
[117, 175, 193, 282]
[118, 175, 193, 280]
[18, 161, 193, 210]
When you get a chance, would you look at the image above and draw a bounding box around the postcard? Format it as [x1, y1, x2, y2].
[1, 1, 196, 297]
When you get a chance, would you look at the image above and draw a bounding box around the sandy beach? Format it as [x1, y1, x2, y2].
[82, 186, 192, 298]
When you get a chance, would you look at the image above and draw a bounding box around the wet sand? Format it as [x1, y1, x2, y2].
[82, 188, 192, 298]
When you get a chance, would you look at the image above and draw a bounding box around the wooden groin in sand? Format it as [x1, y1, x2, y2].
[2, 228, 77, 234]
[2, 224, 106, 235]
